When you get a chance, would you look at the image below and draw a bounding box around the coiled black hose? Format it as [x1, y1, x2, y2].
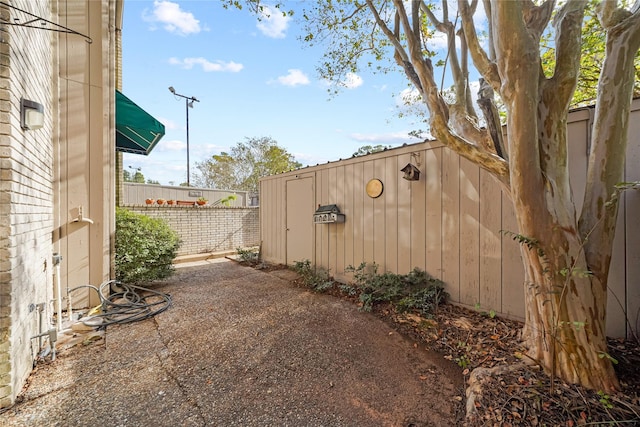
[68, 280, 172, 328]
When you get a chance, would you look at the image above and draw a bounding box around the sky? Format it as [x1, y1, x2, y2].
[120, 0, 434, 186]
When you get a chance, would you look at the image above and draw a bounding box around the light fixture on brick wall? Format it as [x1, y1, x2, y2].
[21, 98, 44, 130]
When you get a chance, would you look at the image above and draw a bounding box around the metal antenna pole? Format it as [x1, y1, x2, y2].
[168, 86, 199, 186]
[185, 97, 190, 186]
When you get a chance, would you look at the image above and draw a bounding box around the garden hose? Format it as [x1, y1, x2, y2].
[68, 280, 172, 328]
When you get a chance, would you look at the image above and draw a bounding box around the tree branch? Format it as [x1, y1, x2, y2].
[477, 78, 507, 160]
[368, 0, 510, 186]
[523, 0, 556, 40]
[458, 0, 501, 92]
[599, 0, 632, 28]
[431, 114, 510, 187]
[543, 1, 586, 112]
[409, 1, 509, 184]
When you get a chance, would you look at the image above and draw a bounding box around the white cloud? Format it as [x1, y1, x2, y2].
[169, 57, 243, 73]
[397, 87, 422, 107]
[320, 72, 364, 90]
[256, 6, 291, 39]
[157, 139, 186, 152]
[292, 152, 327, 167]
[272, 69, 310, 87]
[144, 1, 201, 36]
[158, 117, 180, 131]
[349, 131, 415, 145]
[427, 32, 449, 50]
[340, 72, 363, 89]
[193, 143, 226, 159]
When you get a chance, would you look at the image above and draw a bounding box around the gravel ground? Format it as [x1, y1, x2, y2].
[1, 259, 463, 427]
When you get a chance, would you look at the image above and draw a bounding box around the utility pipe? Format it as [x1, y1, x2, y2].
[52, 253, 63, 331]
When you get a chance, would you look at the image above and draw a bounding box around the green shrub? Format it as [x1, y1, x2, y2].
[345, 263, 448, 315]
[292, 259, 333, 292]
[115, 208, 181, 284]
[236, 247, 259, 264]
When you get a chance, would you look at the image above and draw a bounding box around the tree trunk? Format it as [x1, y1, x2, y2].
[491, 1, 621, 392]
[519, 234, 620, 392]
[358, 0, 635, 392]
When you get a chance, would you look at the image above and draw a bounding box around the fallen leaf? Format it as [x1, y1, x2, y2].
[452, 317, 473, 330]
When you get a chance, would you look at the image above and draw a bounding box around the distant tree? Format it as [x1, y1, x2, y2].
[194, 136, 302, 192]
[352, 144, 391, 157]
[123, 168, 145, 183]
[146, 179, 160, 185]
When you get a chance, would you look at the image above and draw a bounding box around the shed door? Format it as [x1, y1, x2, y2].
[286, 178, 314, 265]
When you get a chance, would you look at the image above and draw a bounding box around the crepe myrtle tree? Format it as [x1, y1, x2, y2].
[229, 0, 640, 392]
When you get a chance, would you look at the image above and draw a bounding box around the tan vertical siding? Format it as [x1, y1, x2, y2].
[425, 147, 443, 279]
[329, 167, 339, 275]
[397, 153, 413, 275]
[384, 156, 398, 273]
[335, 166, 346, 277]
[276, 176, 286, 263]
[621, 100, 640, 337]
[351, 162, 364, 279]
[343, 163, 355, 277]
[442, 148, 461, 301]
[259, 101, 640, 337]
[479, 171, 502, 312]
[609, 198, 627, 337]
[372, 159, 386, 268]
[410, 152, 427, 273]
[500, 193, 525, 317]
[362, 161, 375, 265]
[459, 157, 481, 306]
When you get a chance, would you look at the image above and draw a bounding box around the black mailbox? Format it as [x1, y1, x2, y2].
[313, 204, 345, 224]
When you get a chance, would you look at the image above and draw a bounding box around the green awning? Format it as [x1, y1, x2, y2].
[116, 90, 165, 155]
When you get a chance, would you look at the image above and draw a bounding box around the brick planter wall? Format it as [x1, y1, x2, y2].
[125, 206, 260, 256]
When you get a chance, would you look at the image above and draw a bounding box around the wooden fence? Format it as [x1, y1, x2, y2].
[260, 99, 640, 338]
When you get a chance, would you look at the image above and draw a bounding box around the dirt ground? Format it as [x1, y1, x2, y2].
[263, 260, 640, 425]
[4, 258, 639, 426]
[1, 260, 466, 426]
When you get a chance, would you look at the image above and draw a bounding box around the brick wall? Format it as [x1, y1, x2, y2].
[0, 0, 54, 407]
[125, 206, 260, 256]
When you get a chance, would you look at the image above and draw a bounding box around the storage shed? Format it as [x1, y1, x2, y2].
[260, 99, 640, 338]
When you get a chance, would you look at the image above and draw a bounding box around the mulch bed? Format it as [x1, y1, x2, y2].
[251, 261, 640, 426]
[375, 303, 640, 426]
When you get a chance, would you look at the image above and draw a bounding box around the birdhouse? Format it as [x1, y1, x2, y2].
[313, 204, 345, 224]
[401, 163, 421, 181]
